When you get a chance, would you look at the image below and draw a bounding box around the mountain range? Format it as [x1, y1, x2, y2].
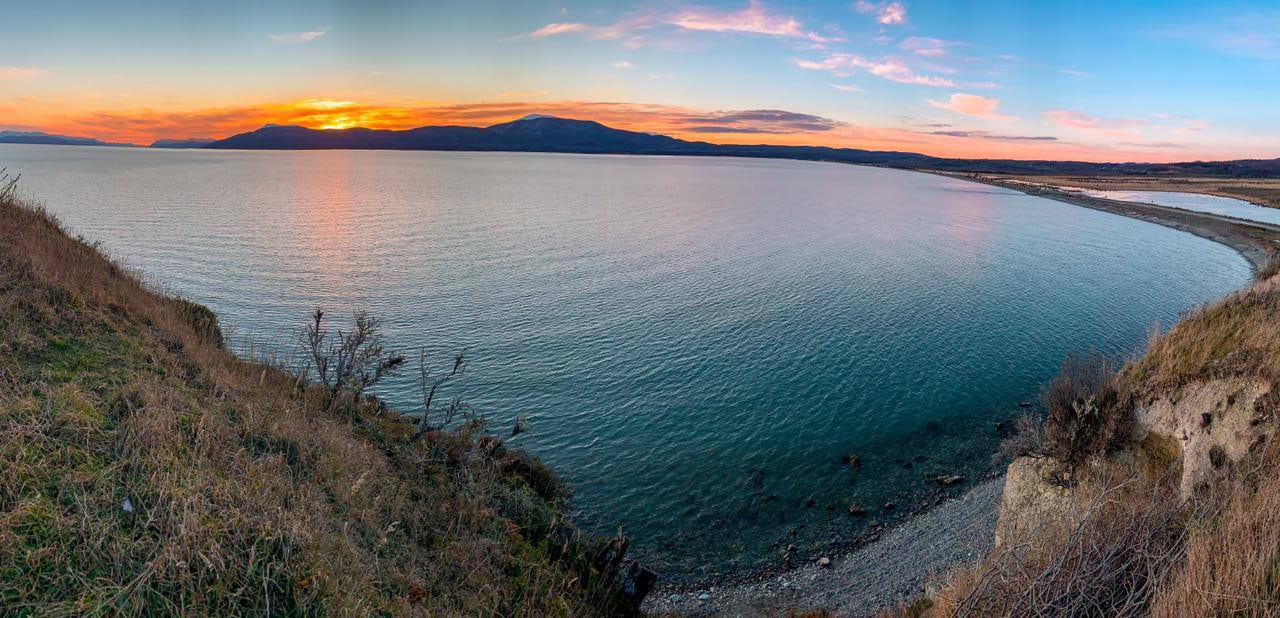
[5, 117, 1279, 177]
[203, 116, 1280, 178]
[0, 131, 134, 148]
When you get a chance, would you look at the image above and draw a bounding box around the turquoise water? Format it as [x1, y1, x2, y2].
[0, 145, 1251, 581]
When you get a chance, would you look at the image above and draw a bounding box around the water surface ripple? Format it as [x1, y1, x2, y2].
[1, 145, 1250, 579]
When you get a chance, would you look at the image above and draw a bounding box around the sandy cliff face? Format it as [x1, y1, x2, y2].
[994, 458, 1070, 547]
[1133, 378, 1275, 497]
[996, 378, 1276, 547]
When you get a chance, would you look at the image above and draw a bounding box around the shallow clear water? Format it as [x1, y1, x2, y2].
[0, 144, 1251, 580]
[1077, 188, 1280, 226]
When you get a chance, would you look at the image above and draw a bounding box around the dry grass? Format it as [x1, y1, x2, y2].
[0, 192, 633, 615]
[1124, 273, 1280, 402]
[1149, 442, 1280, 616]
[930, 467, 1194, 617]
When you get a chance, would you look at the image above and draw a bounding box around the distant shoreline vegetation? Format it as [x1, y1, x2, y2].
[5, 115, 1280, 179]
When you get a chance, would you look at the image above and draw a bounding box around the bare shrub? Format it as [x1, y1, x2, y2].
[0, 168, 20, 202]
[996, 413, 1047, 464]
[411, 349, 469, 441]
[938, 472, 1198, 617]
[1041, 351, 1130, 475]
[302, 309, 406, 412]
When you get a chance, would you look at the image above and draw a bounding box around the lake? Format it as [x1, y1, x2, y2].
[0, 144, 1251, 581]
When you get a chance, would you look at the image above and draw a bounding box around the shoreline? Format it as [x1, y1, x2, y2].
[645, 171, 1280, 616]
[938, 171, 1280, 274]
[644, 477, 1004, 616]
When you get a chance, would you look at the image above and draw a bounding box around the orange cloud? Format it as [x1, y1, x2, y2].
[11, 97, 1232, 162]
[927, 94, 1015, 120]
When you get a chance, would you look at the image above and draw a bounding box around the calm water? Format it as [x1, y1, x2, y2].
[1077, 188, 1280, 226]
[1, 144, 1251, 580]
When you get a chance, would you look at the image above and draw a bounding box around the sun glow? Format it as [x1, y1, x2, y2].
[319, 116, 358, 130]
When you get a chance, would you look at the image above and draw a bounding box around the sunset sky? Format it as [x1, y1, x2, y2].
[2, 0, 1278, 161]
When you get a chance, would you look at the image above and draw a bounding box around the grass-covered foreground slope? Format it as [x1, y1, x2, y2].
[0, 192, 636, 615]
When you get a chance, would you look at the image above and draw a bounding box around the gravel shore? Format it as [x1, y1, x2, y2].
[643, 477, 1003, 616]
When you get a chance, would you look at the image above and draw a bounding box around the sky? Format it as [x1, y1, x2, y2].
[2, 0, 1278, 161]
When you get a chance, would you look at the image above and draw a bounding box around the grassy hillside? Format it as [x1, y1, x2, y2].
[0, 190, 637, 614]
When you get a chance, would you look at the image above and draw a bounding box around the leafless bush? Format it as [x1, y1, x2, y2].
[411, 349, 469, 441]
[943, 474, 1201, 617]
[0, 168, 21, 203]
[997, 413, 1047, 464]
[302, 309, 405, 412]
[1041, 351, 1130, 475]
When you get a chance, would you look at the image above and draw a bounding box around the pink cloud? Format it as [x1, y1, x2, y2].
[855, 1, 907, 25]
[667, 1, 842, 43]
[899, 36, 953, 57]
[1044, 109, 1147, 132]
[794, 54, 955, 87]
[1043, 109, 1102, 129]
[1180, 117, 1210, 131]
[514, 14, 657, 47]
[521, 22, 589, 38]
[0, 66, 45, 80]
[926, 93, 1015, 120]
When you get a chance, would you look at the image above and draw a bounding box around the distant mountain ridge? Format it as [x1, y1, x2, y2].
[204, 116, 1280, 178]
[0, 131, 134, 147]
[150, 138, 216, 149]
[6, 117, 1277, 178]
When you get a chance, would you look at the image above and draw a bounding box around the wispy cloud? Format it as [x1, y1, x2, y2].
[667, 1, 843, 43]
[794, 54, 955, 87]
[1043, 109, 1148, 139]
[520, 22, 588, 38]
[513, 14, 653, 47]
[683, 109, 845, 133]
[831, 83, 863, 92]
[1044, 109, 1102, 129]
[497, 90, 549, 98]
[612, 60, 634, 69]
[267, 30, 327, 44]
[855, 1, 907, 25]
[1060, 69, 1086, 77]
[899, 37, 956, 57]
[1155, 13, 1280, 60]
[927, 130, 1056, 141]
[926, 93, 1015, 120]
[0, 66, 47, 80]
